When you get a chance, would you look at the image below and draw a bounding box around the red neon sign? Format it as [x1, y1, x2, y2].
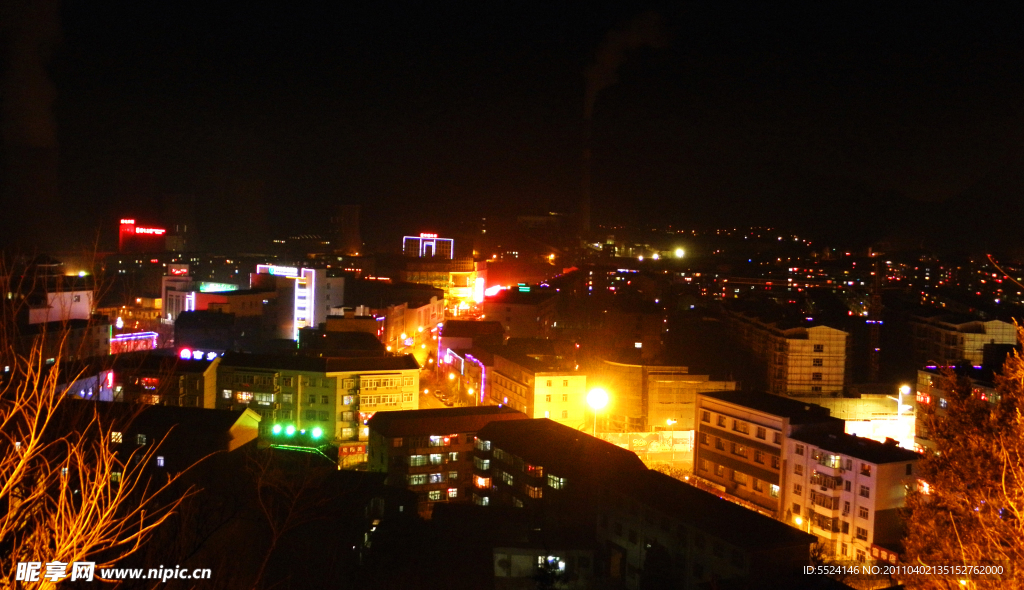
[135, 226, 166, 235]
[120, 219, 135, 225]
[420, 233, 438, 238]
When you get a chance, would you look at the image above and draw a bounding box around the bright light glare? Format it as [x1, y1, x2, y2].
[311, 427, 323, 439]
[675, 248, 685, 258]
[448, 373, 456, 381]
[587, 388, 609, 410]
[899, 385, 911, 396]
[285, 425, 296, 436]
[794, 516, 803, 526]
[272, 424, 282, 435]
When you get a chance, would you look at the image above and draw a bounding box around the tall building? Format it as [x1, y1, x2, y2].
[252, 265, 346, 340]
[693, 391, 843, 517]
[784, 432, 920, 562]
[724, 307, 848, 396]
[331, 204, 362, 256]
[366, 406, 528, 517]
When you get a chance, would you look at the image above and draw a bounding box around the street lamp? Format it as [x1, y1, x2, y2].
[587, 388, 609, 436]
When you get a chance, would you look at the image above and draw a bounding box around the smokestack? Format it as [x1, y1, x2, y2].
[581, 11, 667, 240]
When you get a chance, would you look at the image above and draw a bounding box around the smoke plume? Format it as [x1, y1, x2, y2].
[584, 11, 668, 121]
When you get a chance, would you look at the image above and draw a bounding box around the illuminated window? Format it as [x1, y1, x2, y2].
[429, 473, 445, 484]
[448, 488, 458, 499]
[407, 474, 427, 486]
[769, 484, 779, 498]
[111, 471, 122, 483]
[409, 455, 427, 467]
[136, 434, 147, 445]
[111, 432, 123, 444]
[222, 389, 232, 399]
[237, 391, 253, 403]
[714, 464, 725, 477]
[474, 475, 491, 489]
[429, 454, 443, 465]
[547, 474, 566, 490]
[156, 456, 164, 467]
[733, 471, 748, 486]
[428, 490, 442, 501]
[526, 485, 543, 499]
[861, 464, 872, 477]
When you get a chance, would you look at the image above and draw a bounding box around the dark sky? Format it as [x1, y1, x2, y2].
[4, 1, 1024, 254]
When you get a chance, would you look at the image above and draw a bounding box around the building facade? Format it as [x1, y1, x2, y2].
[910, 315, 1016, 366]
[366, 406, 527, 517]
[693, 391, 843, 517]
[784, 431, 920, 561]
[217, 353, 420, 441]
[724, 309, 848, 396]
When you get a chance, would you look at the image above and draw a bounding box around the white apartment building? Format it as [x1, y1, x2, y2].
[725, 309, 848, 396]
[910, 314, 1016, 366]
[783, 431, 920, 561]
[693, 391, 844, 517]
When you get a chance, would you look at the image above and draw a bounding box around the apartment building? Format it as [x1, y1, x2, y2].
[784, 431, 920, 561]
[486, 351, 588, 430]
[910, 314, 1016, 366]
[366, 406, 527, 517]
[217, 352, 419, 441]
[694, 391, 843, 517]
[912, 367, 1000, 453]
[597, 470, 815, 589]
[471, 419, 816, 589]
[724, 307, 848, 396]
[470, 419, 647, 522]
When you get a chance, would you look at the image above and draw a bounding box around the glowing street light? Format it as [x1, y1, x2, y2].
[587, 388, 609, 436]
[448, 373, 456, 381]
[311, 427, 323, 439]
[675, 248, 685, 258]
[272, 424, 282, 435]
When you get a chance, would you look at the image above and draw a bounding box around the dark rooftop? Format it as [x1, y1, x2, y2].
[476, 419, 647, 478]
[484, 289, 558, 305]
[220, 351, 419, 373]
[619, 470, 816, 550]
[791, 431, 922, 464]
[700, 391, 837, 425]
[368, 406, 527, 438]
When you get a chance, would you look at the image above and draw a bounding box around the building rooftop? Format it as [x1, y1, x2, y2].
[440, 320, 505, 339]
[484, 289, 558, 305]
[476, 419, 647, 479]
[700, 391, 837, 425]
[616, 470, 816, 550]
[220, 351, 419, 373]
[791, 431, 922, 464]
[368, 406, 527, 438]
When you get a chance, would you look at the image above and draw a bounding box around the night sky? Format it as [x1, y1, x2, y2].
[3, 1, 1024, 254]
